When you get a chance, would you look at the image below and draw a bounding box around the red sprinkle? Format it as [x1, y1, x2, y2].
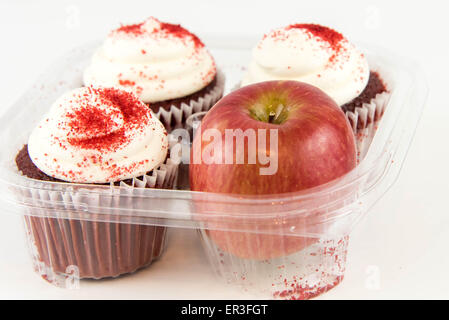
[116, 22, 145, 35]
[67, 106, 120, 138]
[271, 23, 346, 63]
[286, 24, 344, 51]
[65, 87, 150, 153]
[115, 17, 205, 49]
[159, 21, 204, 49]
[118, 79, 136, 86]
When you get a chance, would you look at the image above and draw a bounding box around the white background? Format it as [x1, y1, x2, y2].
[0, 0, 447, 299]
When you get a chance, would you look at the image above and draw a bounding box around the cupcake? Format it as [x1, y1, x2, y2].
[83, 17, 225, 130]
[15, 86, 179, 281]
[241, 24, 389, 147]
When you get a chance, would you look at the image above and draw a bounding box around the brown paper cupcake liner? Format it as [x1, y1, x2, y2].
[17, 145, 180, 285]
[154, 70, 225, 131]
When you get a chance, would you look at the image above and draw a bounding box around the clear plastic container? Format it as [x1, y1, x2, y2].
[0, 35, 427, 299]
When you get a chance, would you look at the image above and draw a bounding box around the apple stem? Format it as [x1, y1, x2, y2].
[249, 101, 289, 125]
[268, 110, 276, 123]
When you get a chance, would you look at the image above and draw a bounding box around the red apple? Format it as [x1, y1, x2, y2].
[190, 80, 356, 260]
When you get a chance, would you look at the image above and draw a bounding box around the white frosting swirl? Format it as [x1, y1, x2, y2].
[241, 24, 370, 106]
[83, 17, 217, 104]
[28, 87, 168, 183]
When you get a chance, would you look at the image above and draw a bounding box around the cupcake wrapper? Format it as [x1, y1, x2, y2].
[23, 216, 168, 284]
[16, 145, 180, 285]
[346, 91, 391, 160]
[154, 69, 225, 131]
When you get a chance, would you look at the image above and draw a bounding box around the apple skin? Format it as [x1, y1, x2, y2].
[190, 80, 356, 260]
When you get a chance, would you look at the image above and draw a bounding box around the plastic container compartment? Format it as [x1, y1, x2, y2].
[0, 35, 427, 299]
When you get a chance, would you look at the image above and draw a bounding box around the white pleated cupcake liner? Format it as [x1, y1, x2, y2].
[16, 145, 180, 285]
[345, 91, 391, 161]
[153, 69, 225, 131]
